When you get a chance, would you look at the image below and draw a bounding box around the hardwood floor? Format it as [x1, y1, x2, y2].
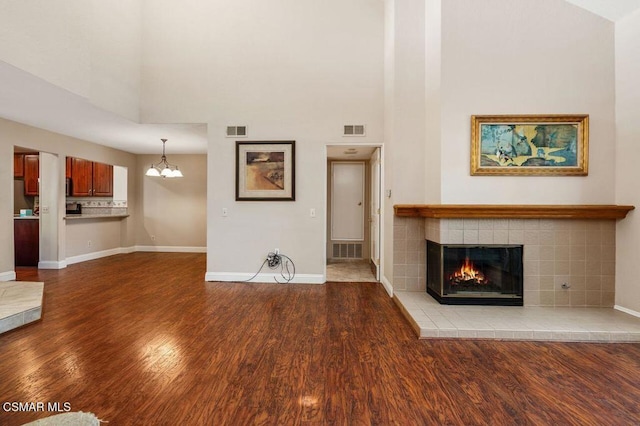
[1, 252, 640, 425]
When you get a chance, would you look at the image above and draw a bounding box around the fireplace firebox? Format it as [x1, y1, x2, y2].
[426, 240, 523, 306]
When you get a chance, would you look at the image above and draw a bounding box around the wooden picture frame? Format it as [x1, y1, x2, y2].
[471, 114, 589, 176]
[236, 141, 295, 201]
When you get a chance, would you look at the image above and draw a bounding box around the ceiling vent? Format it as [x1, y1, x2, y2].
[343, 125, 365, 137]
[226, 126, 247, 137]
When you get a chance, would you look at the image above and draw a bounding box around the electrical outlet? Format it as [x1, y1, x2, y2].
[151, 235, 156, 241]
[42, 206, 49, 214]
[87, 240, 92, 247]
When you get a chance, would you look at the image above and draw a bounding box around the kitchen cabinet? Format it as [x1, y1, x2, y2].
[14, 218, 39, 267]
[69, 157, 113, 197]
[23, 154, 39, 196]
[92, 162, 114, 196]
[14, 154, 24, 177]
[66, 157, 72, 178]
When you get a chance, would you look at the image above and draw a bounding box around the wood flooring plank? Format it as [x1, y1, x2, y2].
[1, 253, 640, 425]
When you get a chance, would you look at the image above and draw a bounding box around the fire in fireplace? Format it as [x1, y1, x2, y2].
[427, 240, 523, 306]
[449, 257, 487, 287]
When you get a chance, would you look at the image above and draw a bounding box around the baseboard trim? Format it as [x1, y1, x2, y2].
[205, 272, 324, 284]
[380, 275, 393, 297]
[66, 248, 127, 265]
[0, 271, 16, 281]
[135, 246, 207, 253]
[38, 261, 67, 270]
[63, 246, 203, 266]
[614, 305, 640, 319]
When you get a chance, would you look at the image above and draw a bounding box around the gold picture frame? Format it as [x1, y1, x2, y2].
[470, 114, 589, 176]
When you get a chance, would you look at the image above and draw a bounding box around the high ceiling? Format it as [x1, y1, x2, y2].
[1, 1, 639, 156]
[565, 0, 640, 21]
[0, 61, 207, 155]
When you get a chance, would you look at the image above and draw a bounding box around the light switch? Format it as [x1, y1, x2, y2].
[222, 208, 228, 217]
[310, 208, 316, 218]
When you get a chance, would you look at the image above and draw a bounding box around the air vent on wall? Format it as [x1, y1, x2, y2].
[343, 125, 365, 136]
[332, 243, 363, 259]
[226, 126, 247, 137]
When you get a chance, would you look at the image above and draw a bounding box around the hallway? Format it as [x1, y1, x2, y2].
[326, 259, 377, 282]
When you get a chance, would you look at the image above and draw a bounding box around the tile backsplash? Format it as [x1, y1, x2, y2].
[394, 217, 616, 307]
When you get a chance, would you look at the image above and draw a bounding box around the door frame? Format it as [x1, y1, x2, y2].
[324, 143, 384, 283]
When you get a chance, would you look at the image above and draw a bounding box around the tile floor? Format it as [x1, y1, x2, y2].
[0, 281, 43, 334]
[326, 259, 377, 282]
[395, 291, 640, 342]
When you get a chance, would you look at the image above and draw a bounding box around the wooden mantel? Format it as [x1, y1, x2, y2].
[394, 204, 635, 220]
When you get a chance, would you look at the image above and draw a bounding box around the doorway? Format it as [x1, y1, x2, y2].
[13, 147, 40, 267]
[325, 145, 382, 283]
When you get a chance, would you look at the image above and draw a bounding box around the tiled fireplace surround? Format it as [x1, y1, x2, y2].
[393, 217, 616, 307]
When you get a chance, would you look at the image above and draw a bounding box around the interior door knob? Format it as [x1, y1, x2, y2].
[358, 202, 362, 206]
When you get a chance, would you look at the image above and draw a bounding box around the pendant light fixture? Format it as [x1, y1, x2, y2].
[145, 138, 184, 178]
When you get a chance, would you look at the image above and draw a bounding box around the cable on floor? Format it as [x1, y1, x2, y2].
[243, 252, 296, 284]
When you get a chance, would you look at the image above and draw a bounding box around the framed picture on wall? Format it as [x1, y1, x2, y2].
[470, 114, 589, 176]
[236, 141, 295, 201]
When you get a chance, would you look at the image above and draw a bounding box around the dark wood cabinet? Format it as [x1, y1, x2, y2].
[23, 154, 39, 196]
[14, 154, 24, 177]
[14, 219, 39, 267]
[92, 162, 113, 197]
[66, 157, 72, 179]
[70, 157, 93, 196]
[70, 157, 113, 197]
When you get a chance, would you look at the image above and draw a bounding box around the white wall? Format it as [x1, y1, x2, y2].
[89, 0, 142, 121]
[615, 8, 640, 314]
[135, 154, 207, 249]
[0, 0, 142, 121]
[439, 0, 616, 204]
[424, 0, 442, 204]
[382, 0, 428, 290]
[0, 0, 91, 97]
[140, 0, 385, 281]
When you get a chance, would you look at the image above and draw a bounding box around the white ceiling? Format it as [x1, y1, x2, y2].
[1, 1, 639, 156]
[327, 145, 376, 161]
[0, 61, 207, 155]
[565, 0, 640, 21]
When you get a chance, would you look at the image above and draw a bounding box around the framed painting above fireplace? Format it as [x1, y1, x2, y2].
[470, 114, 589, 176]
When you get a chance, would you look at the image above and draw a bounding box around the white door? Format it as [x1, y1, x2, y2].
[370, 149, 381, 279]
[331, 162, 365, 241]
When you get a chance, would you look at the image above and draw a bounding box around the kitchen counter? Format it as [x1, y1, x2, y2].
[13, 215, 39, 220]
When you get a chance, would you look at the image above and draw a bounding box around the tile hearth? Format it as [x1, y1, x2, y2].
[0, 281, 43, 334]
[395, 291, 640, 342]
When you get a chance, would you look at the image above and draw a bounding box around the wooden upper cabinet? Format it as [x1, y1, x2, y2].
[23, 154, 39, 196]
[66, 157, 72, 179]
[69, 157, 113, 197]
[92, 162, 113, 197]
[70, 157, 93, 196]
[14, 154, 24, 178]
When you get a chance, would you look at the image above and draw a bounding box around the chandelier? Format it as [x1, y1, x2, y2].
[145, 138, 183, 178]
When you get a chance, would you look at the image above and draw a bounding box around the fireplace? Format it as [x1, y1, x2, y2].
[426, 240, 523, 306]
